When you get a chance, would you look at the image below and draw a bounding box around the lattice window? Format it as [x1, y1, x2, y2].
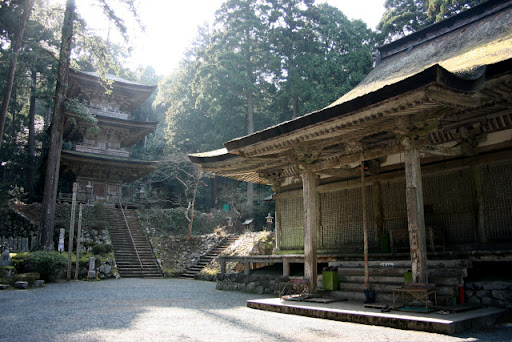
[483, 162, 512, 239]
[320, 186, 378, 251]
[423, 169, 475, 242]
[279, 197, 304, 249]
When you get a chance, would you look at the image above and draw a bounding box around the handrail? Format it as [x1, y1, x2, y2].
[118, 200, 143, 270]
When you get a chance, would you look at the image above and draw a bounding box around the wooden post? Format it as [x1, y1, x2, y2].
[283, 257, 290, 277]
[361, 161, 369, 289]
[404, 148, 428, 283]
[66, 182, 77, 281]
[301, 168, 318, 292]
[471, 164, 487, 244]
[220, 258, 226, 274]
[244, 260, 250, 275]
[373, 181, 384, 236]
[74, 203, 83, 281]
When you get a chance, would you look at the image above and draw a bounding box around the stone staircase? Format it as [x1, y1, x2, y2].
[327, 259, 470, 305]
[181, 235, 240, 279]
[106, 207, 162, 278]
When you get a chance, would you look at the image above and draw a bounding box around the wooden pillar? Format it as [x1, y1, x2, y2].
[471, 164, 487, 244]
[361, 161, 369, 289]
[404, 147, 428, 283]
[74, 204, 83, 281]
[301, 168, 318, 292]
[373, 181, 384, 236]
[275, 198, 281, 250]
[66, 182, 77, 281]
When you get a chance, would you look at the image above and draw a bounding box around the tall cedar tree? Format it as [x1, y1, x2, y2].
[0, 0, 34, 151]
[40, 0, 76, 250]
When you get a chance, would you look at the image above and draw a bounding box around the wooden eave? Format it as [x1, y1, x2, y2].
[68, 70, 157, 113]
[63, 112, 158, 147]
[60, 150, 158, 182]
[191, 65, 512, 184]
[225, 62, 509, 158]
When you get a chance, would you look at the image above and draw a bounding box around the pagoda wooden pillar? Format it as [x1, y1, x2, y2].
[301, 168, 318, 292]
[404, 147, 428, 283]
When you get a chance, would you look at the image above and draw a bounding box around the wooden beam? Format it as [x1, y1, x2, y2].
[301, 168, 318, 292]
[404, 147, 428, 283]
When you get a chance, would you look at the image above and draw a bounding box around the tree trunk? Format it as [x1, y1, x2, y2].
[40, 0, 76, 251]
[291, 94, 298, 120]
[210, 176, 218, 210]
[26, 69, 37, 202]
[0, 0, 34, 150]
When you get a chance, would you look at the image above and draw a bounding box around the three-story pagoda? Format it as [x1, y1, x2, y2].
[59, 70, 158, 204]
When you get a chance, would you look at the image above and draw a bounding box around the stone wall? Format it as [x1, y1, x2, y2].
[0, 208, 38, 251]
[465, 281, 512, 309]
[216, 273, 286, 295]
[147, 232, 224, 277]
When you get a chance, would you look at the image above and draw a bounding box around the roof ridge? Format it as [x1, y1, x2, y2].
[377, 0, 512, 62]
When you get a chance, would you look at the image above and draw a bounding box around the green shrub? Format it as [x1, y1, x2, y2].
[14, 272, 40, 286]
[30, 251, 67, 282]
[92, 243, 113, 255]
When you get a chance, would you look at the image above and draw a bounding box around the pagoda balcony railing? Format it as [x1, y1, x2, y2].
[89, 108, 129, 120]
[75, 144, 130, 158]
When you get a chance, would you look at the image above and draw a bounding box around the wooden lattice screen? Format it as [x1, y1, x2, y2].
[320, 187, 377, 251]
[277, 160, 512, 251]
[278, 197, 304, 249]
[483, 161, 512, 239]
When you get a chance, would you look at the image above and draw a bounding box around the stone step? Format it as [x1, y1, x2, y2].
[180, 235, 240, 279]
[106, 208, 162, 278]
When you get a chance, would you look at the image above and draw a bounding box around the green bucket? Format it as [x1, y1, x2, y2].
[322, 270, 339, 291]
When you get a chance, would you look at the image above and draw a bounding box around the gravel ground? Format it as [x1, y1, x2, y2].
[0, 278, 510, 342]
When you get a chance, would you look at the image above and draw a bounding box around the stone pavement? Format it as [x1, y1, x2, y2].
[0, 278, 510, 342]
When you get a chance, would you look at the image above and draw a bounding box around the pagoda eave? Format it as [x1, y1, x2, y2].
[60, 150, 158, 183]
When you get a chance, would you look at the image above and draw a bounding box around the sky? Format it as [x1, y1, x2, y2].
[75, 0, 386, 76]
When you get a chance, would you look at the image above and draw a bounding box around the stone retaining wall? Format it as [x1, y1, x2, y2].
[465, 281, 512, 309]
[216, 273, 287, 295]
[0, 208, 38, 251]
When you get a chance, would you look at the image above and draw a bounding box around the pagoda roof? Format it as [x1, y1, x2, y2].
[68, 69, 157, 113]
[60, 150, 158, 182]
[63, 113, 159, 148]
[190, 0, 512, 184]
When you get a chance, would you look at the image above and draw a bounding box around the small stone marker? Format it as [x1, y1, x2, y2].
[34, 280, 45, 288]
[58, 228, 65, 252]
[14, 281, 28, 289]
[0, 249, 10, 266]
[88, 257, 96, 279]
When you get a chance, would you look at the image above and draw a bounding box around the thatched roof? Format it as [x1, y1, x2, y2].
[330, 0, 512, 108]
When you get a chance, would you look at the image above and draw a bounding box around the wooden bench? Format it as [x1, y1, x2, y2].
[393, 282, 437, 312]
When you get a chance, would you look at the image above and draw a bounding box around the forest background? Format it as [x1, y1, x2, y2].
[0, 0, 485, 242]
